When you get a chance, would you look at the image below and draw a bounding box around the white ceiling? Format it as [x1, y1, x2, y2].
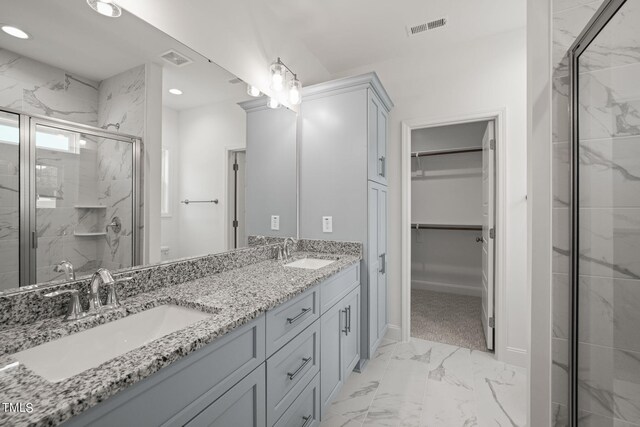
[263, 0, 526, 75]
[0, 0, 249, 110]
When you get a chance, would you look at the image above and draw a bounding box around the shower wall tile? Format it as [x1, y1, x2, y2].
[578, 3, 640, 73]
[578, 343, 640, 424]
[552, 76, 570, 143]
[579, 208, 640, 280]
[552, 1, 605, 76]
[579, 276, 640, 353]
[0, 208, 18, 240]
[553, 207, 570, 275]
[552, 337, 569, 406]
[97, 65, 145, 137]
[553, 142, 570, 207]
[0, 48, 99, 126]
[0, 270, 18, 291]
[580, 136, 640, 207]
[579, 64, 640, 140]
[553, 273, 570, 339]
[578, 411, 640, 427]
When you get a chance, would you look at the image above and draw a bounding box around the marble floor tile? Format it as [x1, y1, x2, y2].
[321, 336, 527, 427]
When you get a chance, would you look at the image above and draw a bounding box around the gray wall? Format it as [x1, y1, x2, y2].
[245, 106, 297, 238]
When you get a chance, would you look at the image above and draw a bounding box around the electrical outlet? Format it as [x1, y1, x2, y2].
[322, 216, 332, 233]
[271, 215, 280, 231]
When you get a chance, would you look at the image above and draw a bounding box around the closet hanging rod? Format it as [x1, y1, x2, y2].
[411, 147, 482, 157]
[411, 223, 482, 231]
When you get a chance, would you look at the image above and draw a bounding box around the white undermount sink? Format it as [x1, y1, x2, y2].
[13, 305, 212, 382]
[284, 258, 335, 270]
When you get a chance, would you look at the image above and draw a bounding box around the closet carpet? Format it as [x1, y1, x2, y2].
[411, 288, 488, 352]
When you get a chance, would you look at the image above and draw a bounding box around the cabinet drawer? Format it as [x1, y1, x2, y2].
[266, 285, 319, 356]
[64, 315, 266, 427]
[319, 264, 359, 314]
[186, 363, 266, 427]
[273, 373, 320, 427]
[267, 320, 320, 425]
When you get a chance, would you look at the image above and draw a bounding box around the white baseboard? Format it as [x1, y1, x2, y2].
[411, 279, 482, 297]
[503, 346, 528, 368]
[384, 324, 402, 342]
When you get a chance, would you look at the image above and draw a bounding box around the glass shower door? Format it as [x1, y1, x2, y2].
[32, 121, 136, 283]
[0, 111, 20, 290]
[573, 0, 640, 424]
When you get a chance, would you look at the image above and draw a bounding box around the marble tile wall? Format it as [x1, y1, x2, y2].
[96, 65, 145, 272]
[552, 1, 640, 425]
[0, 114, 20, 290]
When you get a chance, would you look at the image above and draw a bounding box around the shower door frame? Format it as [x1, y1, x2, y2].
[567, 0, 627, 424]
[0, 106, 143, 287]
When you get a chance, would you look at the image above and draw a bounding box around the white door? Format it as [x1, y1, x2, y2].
[481, 121, 496, 350]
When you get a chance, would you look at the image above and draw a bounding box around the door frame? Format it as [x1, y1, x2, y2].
[223, 146, 246, 250]
[400, 109, 507, 358]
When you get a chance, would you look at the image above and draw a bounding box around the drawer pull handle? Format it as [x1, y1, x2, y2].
[347, 305, 352, 333]
[301, 415, 313, 427]
[287, 357, 312, 380]
[287, 307, 312, 324]
[342, 308, 348, 335]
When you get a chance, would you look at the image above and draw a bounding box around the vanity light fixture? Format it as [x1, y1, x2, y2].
[86, 0, 122, 18]
[269, 58, 302, 105]
[267, 97, 280, 109]
[168, 88, 183, 95]
[247, 84, 261, 97]
[1, 25, 30, 39]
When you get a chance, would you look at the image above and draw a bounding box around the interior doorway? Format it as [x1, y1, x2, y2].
[227, 149, 246, 249]
[401, 111, 504, 357]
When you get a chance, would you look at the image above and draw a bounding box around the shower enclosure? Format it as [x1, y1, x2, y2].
[0, 108, 141, 290]
[567, 0, 640, 425]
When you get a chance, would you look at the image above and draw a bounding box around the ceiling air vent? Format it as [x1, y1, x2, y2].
[407, 17, 448, 36]
[160, 49, 193, 67]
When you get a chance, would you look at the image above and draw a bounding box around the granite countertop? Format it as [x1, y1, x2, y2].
[0, 251, 360, 427]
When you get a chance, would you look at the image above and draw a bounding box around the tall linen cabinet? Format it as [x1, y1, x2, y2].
[299, 73, 392, 365]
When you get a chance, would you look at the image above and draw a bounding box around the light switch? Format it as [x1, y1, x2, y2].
[271, 215, 280, 231]
[322, 216, 332, 233]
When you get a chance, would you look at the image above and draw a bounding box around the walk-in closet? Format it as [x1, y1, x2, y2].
[410, 120, 495, 352]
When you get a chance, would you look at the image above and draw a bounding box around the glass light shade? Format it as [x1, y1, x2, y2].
[267, 97, 280, 109]
[289, 79, 302, 105]
[270, 61, 285, 91]
[247, 84, 261, 97]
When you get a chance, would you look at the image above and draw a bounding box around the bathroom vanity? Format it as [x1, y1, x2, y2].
[0, 240, 362, 427]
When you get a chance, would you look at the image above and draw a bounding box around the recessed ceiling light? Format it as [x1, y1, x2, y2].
[1, 25, 30, 40]
[86, 0, 122, 18]
[169, 88, 183, 95]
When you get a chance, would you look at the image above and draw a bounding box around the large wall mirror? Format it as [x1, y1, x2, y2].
[0, 0, 298, 292]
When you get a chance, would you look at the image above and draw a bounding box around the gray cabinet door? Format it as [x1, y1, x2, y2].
[367, 90, 387, 185]
[377, 186, 388, 340]
[368, 182, 388, 354]
[341, 286, 360, 379]
[320, 300, 344, 417]
[186, 364, 266, 427]
[367, 182, 380, 353]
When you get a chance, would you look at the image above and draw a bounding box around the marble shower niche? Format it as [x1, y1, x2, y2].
[0, 49, 144, 289]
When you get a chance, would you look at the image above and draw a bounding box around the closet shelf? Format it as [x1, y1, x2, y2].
[411, 223, 482, 231]
[411, 147, 482, 157]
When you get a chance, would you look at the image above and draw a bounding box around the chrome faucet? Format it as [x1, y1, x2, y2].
[283, 237, 298, 261]
[53, 260, 76, 281]
[88, 268, 115, 312]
